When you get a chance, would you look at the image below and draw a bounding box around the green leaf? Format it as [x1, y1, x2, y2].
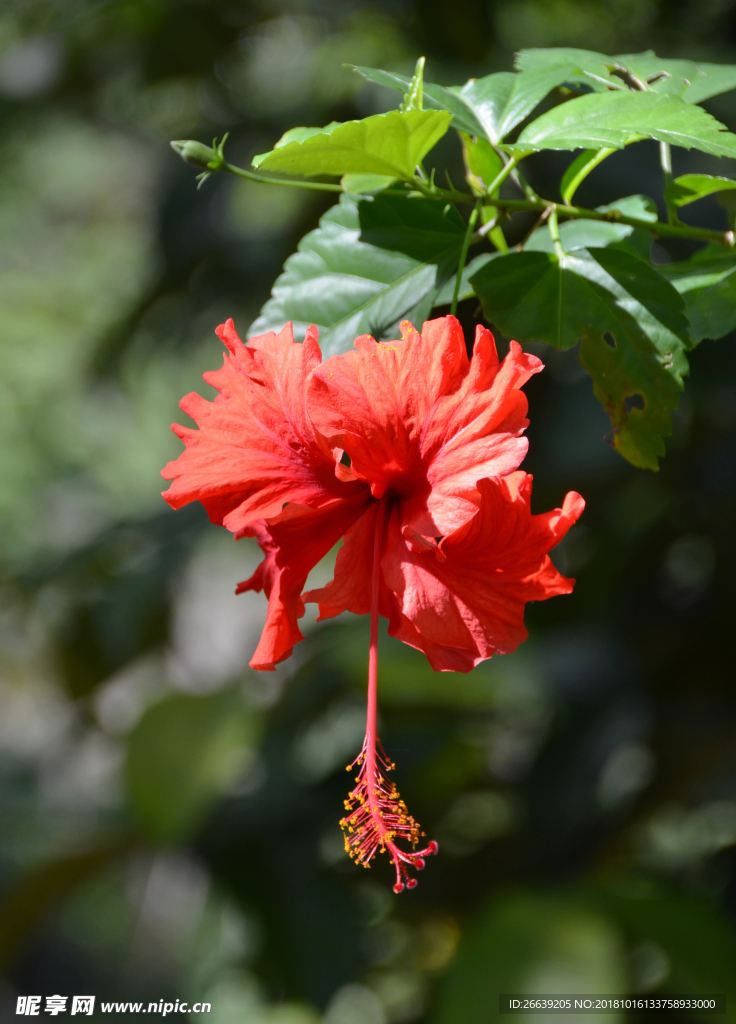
[435, 890, 626, 1024]
[517, 48, 736, 104]
[665, 173, 736, 208]
[514, 90, 736, 158]
[349, 65, 485, 135]
[660, 245, 736, 341]
[250, 193, 465, 357]
[351, 64, 578, 144]
[685, 268, 736, 342]
[560, 147, 617, 203]
[524, 195, 656, 257]
[273, 123, 343, 147]
[659, 244, 736, 299]
[525, 219, 634, 254]
[470, 246, 690, 469]
[340, 173, 396, 194]
[599, 192, 659, 225]
[487, 223, 509, 254]
[124, 687, 256, 844]
[614, 51, 736, 103]
[561, 148, 603, 200]
[717, 189, 736, 228]
[252, 110, 451, 180]
[515, 47, 619, 90]
[435, 252, 500, 305]
[460, 132, 503, 193]
[454, 65, 583, 144]
[352, 64, 575, 144]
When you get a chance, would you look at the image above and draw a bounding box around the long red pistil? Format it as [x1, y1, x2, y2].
[340, 498, 438, 893]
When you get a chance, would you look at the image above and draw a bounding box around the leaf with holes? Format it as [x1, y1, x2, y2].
[513, 90, 736, 158]
[252, 110, 451, 180]
[351, 63, 579, 144]
[470, 246, 691, 469]
[249, 193, 465, 356]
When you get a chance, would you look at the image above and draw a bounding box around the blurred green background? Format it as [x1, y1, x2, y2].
[2, 1, 736, 1021]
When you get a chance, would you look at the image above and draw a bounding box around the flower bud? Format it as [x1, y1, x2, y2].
[170, 140, 217, 169]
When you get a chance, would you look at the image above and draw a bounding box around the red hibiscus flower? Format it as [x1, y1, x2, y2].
[162, 315, 584, 891]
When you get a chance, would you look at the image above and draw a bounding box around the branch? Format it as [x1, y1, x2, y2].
[221, 160, 346, 193]
[171, 138, 735, 248]
[475, 197, 735, 248]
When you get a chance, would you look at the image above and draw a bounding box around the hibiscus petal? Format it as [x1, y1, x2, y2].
[308, 316, 543, 540]
[308, 316, 468, 502]
[303, 498, 394, 622]
[239, 493, 372, 670]
[382, 475, 584, 672]
[386, 604, 481, 674]
[423, 334, 543, 534]
[161, 319, 364, 533]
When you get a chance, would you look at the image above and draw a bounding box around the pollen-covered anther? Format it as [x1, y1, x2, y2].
[340, 738, 438, 893]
